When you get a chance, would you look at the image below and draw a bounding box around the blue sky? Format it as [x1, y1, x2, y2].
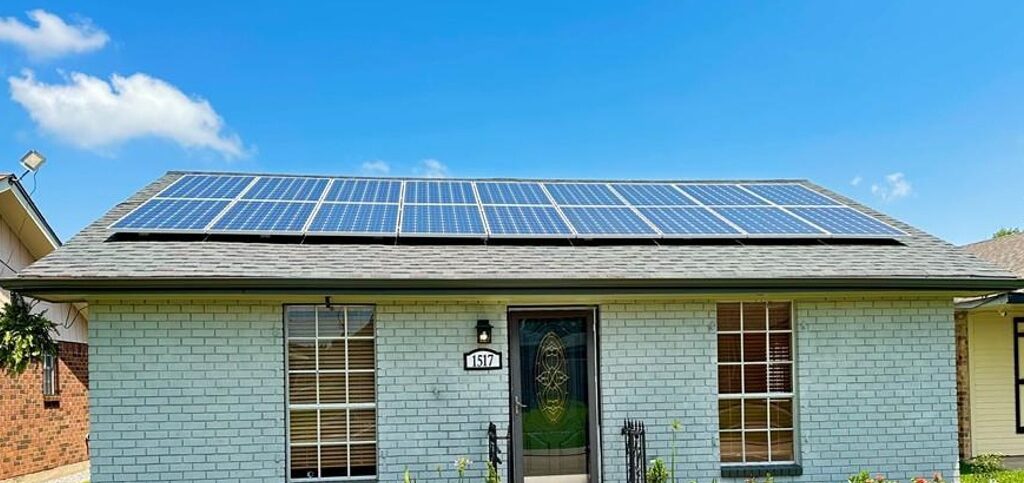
[1, 2, 1022, 244]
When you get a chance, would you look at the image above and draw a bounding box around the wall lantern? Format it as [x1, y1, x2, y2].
[476, 319, 493, 344]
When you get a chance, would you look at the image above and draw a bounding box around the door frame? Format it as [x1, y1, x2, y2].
[507, 306, 601, 483]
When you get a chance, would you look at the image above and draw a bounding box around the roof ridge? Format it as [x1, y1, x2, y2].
[962, 231, 1024, 249]
[163, 169, 812, 184]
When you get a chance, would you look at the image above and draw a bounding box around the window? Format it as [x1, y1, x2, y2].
[41, 352, 58, 397]
[286, 305, 376, 481]
[717, 302, 794, 464]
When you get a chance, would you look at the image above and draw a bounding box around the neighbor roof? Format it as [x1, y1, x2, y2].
[3, 171, 1020, 301]
[963, 233, 1024, 278]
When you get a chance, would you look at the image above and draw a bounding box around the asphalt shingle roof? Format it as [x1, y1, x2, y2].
[963, 232, 1024, 277]
[7, 171, 1018, 293]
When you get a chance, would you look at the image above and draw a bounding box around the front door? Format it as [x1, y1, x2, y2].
[509, 309, 599, 483]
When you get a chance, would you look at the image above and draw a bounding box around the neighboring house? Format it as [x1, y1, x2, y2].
[956, 233, 1024, 459]
[3, 171, 1020, 483]
[0, 174, 90, 480]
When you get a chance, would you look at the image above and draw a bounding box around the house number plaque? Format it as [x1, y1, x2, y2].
[464, 348, 502, 371]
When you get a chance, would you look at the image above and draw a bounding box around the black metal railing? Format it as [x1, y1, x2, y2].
[622, 419, 647, 483]
[488, 422, 504, 470]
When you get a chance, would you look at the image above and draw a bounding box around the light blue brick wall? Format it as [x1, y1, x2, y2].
[599, 297, 958, 483]
[794, 298, 958, 481]
[599, 301, 720, 481]
[86, 296, 957, 483]
[87, 300, 285, 483]
[375, 301, 510, 482]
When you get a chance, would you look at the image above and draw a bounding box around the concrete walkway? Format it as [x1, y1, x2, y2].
[1, 462, 89, 483]
[43, 469, 88, 483]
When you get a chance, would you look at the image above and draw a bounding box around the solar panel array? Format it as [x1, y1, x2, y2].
[110, 174, 907, 239]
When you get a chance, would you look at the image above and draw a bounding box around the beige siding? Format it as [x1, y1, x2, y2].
[0, 214, 86, 343]
[968, 310, 1024, 455]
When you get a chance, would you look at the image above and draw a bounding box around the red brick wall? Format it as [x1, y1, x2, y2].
[956, 312, 972, 459]
[0, 341, 89, 479]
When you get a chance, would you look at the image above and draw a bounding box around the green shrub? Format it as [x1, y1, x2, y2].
[962, 469, 1024, 483]
[647, 458, 670, 483]
[964, 453, 1006, 474]
[485, 462, 501, 483]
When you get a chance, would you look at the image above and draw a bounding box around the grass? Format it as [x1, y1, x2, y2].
[962, 469, 1024, 483]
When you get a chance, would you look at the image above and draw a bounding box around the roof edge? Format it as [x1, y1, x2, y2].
[5, 276, 1023, 302]
[1, 176, 61, 248]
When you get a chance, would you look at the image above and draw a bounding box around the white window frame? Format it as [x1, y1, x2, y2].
[286, 304, 377, 482]
[41, 352, 57, 397]
[717, 301, 797, 466]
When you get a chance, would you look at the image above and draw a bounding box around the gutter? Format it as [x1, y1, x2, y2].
[4, 276, 1024, 302]
[955, 290, 1024, 310]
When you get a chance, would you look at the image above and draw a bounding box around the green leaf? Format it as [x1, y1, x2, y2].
[0, 293, 57, 376]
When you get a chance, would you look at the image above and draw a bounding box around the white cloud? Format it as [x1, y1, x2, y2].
[0, 10, 108, 59]
[850, 175, 862, 186]
[417, 158, 448, 178]
[9, 70, 245, 158]
[360, 160, 390, 175]
[870, 172, 912, 201]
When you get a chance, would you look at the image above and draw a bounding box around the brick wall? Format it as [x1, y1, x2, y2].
[0, 341, 90, 480]
[955, 311, 972, 459]
[599, 301, 720, 481]
[87, 300, 285, 483]
[794, 298, 958, 481]
[86, 296, 958, 483]
[376, 301, 509, 482]
[599, 297, 958, 482]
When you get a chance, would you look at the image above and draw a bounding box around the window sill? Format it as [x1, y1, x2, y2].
[721, 464, 802, 478]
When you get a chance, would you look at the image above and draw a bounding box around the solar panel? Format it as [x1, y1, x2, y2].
[742, 184, 840, 206]
[308, 203, 398, 235]
[714, 207, 823, 235]
[325, 179, 401, 203]
[611, 184, 696, 206]
[113, 175, 906, 240]
[404, 181, 476, 204]
[483, 206, 572, 236]
[544, 183, 623, 206]
[677, 184, 768, 206]
[476, 182, 550, 205]
[159, 174, 254, 199]
[788, 207, 904, 236]
[211, 201, 315, 233]
[560, 207, 657, 236]
[401, 204, 485, 236]
[111, 199, 229, 231]
[242, 177, 329, 201]
[637, 207, 740, 236]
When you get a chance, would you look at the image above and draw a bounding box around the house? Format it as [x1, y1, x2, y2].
[0, 173, 90, 481]
[3, 170, 1019, 483]
[955, 233, 1024, 460]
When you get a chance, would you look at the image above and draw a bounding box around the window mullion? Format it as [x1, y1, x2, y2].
[739, 304, 746, 463]
[315, 308, 323, 479]
[345, 306, 353, 479]
[765, 310, 772, 463]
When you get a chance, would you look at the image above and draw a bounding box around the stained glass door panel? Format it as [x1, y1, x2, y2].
[515, 313, 592, 483]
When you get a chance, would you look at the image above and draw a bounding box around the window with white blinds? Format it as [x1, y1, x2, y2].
[286, 305, 376, 481]
[717, 302, 795, 465]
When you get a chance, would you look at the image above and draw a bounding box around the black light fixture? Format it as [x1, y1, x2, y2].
[476, 319, 493, 344]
